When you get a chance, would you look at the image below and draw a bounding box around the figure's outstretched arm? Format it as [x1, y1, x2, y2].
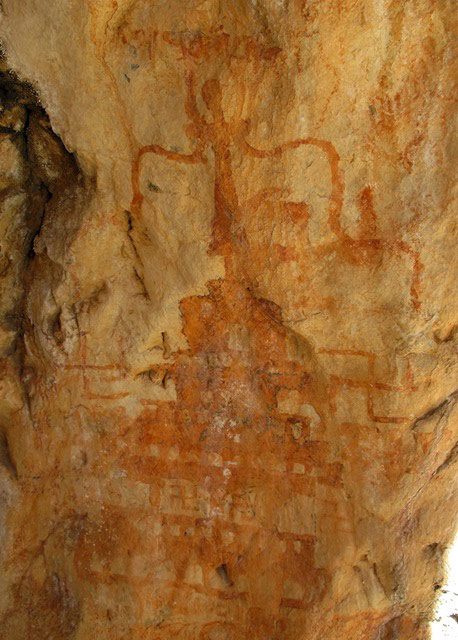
[137, 144, 204, 164]
[243, 137, 349, 244]
[129, 65, 210, 218]
[130, 142, 206, 218]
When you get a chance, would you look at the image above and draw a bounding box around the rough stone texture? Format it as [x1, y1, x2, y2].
[0, 1, 457, 639]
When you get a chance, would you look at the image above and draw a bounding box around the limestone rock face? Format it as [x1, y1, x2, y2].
[0, 2, 456, 639]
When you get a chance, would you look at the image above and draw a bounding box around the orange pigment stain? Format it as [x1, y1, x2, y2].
[103, 31, 423, 637]
[8, 25, 427, 640]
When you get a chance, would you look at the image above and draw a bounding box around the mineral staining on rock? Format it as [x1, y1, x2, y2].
[0, 1, 457, 639]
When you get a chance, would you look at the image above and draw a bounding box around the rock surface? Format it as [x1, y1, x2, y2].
[0, 1, 457, 638]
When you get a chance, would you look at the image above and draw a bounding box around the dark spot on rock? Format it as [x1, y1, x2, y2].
[0, 430, 17, 478]
[216, 563, 233, 587]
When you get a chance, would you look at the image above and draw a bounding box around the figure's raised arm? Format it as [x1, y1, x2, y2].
[130, 141, 206, 218]
[243, 137, 349, 244]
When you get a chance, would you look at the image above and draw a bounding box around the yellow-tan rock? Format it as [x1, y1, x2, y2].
[0, 2, 457, 639]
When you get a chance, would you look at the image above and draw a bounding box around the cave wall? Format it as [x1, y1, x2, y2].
[0, 1, 457, 639]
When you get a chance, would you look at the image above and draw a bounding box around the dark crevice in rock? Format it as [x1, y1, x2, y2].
[412, 389, 458, 431]
[216, 563, 233, 587]
[433, 439, 458, 477]
[0, 53, 89, 461]
[0, 429, 17, 478]
[374, 615, 401, 640]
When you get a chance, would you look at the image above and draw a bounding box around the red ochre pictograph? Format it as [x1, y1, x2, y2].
[318, 348, 416, 424]
[64, 335, 130, 400]
[130, 31, 423, 310]
[60, 21, 424, 639]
